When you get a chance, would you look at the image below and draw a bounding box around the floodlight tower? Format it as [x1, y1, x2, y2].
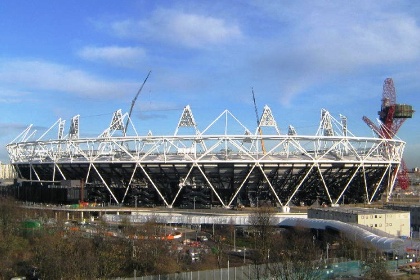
[363, 78, 414, 190]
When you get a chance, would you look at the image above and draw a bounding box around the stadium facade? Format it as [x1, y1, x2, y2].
[6, 105, 405, 209]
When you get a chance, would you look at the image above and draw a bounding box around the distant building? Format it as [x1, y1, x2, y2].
[385, 204, 420, 235]
[0, 163, 17, 180]
[308, 207, 410, 237]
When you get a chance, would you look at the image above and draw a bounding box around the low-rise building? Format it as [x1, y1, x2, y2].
[0, 163, 17, 180]
[308, 206, 410, 237]
[385, 204, 420, 237]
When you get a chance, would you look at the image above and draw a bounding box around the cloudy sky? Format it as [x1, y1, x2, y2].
[0, 0, 419, 168]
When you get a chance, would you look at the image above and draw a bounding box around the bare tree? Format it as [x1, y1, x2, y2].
[248, 206, 276, 263]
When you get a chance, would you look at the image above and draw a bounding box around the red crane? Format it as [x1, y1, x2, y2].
[363, 78, 414, 190]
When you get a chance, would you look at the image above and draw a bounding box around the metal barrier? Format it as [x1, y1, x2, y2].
[118, 260, 406, 280]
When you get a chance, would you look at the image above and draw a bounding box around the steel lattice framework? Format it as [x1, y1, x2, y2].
[7, 106, 405, 208]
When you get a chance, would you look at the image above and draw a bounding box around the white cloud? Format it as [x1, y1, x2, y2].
[109, 9, 242, 48]
[0, 89, 31, 103]
[0, 60, 137, 98]
[78, 45, 146, 67]
[245, 1, 420, 105]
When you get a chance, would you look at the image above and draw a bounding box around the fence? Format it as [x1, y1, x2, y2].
[117, 259, 407, 280]
[119, 265, 256, 280]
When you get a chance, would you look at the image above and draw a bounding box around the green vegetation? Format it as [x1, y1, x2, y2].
[0, 199, 401, 279]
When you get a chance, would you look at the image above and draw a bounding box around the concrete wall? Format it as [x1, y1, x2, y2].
[357, 212, 410, 237]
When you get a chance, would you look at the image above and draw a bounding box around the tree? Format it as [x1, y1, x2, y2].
[248, 206, 276, 263]
[266, 227, 323, 280]
[0, 198, 32, 279]
[361, 246, 392, 280]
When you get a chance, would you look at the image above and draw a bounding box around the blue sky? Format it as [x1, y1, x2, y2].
[0, 0, 419, 168]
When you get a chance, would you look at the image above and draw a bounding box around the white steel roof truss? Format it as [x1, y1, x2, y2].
[363, 140, 385, 162]
[136, 138, 159, 155]
[369, 163, 392, 204]
[315, 163, 334, 204]
[317, 138, 344, 161]
[200, 110, 228, 135]
[139, 139, 164, 161]
[361, 164, 370, 203]
[163, 138, 188, 158]
[333, 165, 362, 205]
[110, 138, 136, 161]
[10, 124, 33, 143]
[256, 163, 284, 206]
[37, 118, 62, 141]
[30, 163, 41, 181]
[91, 163, 119, 204]
[285, 163, 316, 206]
[227, 164, 257, 206]
[257, 138, 288, 161]
[199, 109, 251, 137]
[386, 165, 399, 201]
[52, 163, 62, 181]
[289, 138, 315, 160]
[122, 163, 139, 204]
[169, 164, 195, 208]
[196, 138, 224, 161]
[226, 137, 256, 160]
[344, 139, 363, 161]
[195, 163, 227, 208]
[138, 163, 169, 206]
[85, 162, 92, 186]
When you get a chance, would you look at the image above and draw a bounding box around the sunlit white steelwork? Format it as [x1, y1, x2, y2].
[7, 106, 405, 208]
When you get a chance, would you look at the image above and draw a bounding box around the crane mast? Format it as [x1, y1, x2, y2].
[124, 71, 151, 135]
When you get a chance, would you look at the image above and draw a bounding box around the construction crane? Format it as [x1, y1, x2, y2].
[124, 70, 151, 135]
[252, 88, 266, 154]
[362, 78, 414, 190]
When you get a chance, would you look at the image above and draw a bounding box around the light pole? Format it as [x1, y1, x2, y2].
[227, 257, 230, 280]
[243, 247, 246, 264]
[233, 227, 236, 251]
[193, 196, 196, 210]
[134, 195, 138, 208]
[326, 243, 330, 263]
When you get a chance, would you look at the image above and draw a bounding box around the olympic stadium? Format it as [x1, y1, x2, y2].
[6, 105, 405, 209]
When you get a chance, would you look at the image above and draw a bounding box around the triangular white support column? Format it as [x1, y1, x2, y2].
[69, 115, 80, 139]
[319, 109, 334, 136]
[288, 125, 297, 136]
[174, 105, 200, 135]
[58, 119, 65, 140]
[99, 109, 126, 138]
[257, 105, 280, 135]
[340, 114, 347, 137]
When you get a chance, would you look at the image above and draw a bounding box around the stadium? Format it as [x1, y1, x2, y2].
[6, 105, 405, 209]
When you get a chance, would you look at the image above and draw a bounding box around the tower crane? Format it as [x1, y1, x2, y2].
[252, 88, 266, 154]
[362, 78, 414, 190]
[124, 70, 151, 135]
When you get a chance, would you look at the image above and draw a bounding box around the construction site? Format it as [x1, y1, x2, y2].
[4, 78, 414, 210]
